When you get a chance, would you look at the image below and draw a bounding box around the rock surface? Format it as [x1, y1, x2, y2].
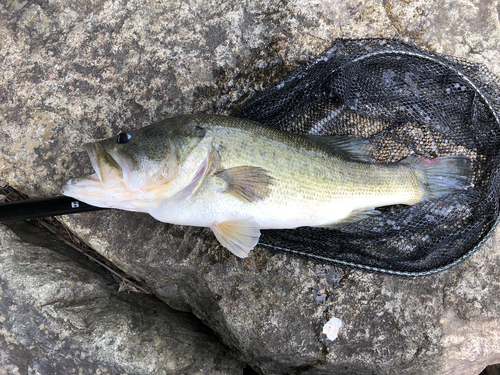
[52, 208, 500, 375]
[0, 222, 245, 374]
[1, 0, 500, 374]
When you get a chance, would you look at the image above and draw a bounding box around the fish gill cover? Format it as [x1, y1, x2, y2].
[235, 38, 500, 276]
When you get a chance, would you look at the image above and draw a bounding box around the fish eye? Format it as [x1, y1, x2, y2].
[116, 132, 132, 144]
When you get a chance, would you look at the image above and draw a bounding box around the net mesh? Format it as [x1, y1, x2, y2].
[234, 39, 500, 275]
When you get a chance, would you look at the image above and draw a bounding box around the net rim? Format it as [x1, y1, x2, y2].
[240, 39, 500, 276]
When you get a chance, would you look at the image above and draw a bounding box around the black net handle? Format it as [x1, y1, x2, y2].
[0, 196, 107, 222]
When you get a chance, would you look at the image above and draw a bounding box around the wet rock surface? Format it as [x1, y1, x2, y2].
[1, 0, 500, 374]
[0, 222, 245, 374]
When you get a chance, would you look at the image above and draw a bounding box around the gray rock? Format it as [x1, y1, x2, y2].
[57, 207, 500, 375]
[1, 0, 500, 374]
[0, 222, 245, 374]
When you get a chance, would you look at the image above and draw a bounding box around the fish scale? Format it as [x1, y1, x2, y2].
[195, 114, 424, 211]
[62, 114, 471, 258]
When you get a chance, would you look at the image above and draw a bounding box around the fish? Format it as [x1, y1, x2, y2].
[61, 114, 472, 258]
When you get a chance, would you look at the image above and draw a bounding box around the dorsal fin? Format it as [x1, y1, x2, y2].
[305, 135, 374, 162]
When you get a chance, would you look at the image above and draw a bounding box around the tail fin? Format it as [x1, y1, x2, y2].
[405, 156, 473, 200]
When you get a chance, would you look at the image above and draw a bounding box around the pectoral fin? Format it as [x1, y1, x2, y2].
[211, 218, 261, 258]
[217, 166, 274, 202]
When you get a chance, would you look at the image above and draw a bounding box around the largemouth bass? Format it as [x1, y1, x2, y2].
[61, 114, 471, 258]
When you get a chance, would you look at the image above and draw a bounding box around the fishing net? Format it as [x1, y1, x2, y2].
[234, 38, 500, 276]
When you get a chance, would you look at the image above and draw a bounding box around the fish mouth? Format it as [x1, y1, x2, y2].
[60, 173, 143, 211]
[83, 143, 124, 189]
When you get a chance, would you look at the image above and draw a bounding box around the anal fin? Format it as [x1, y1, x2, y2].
[211, 218, 261, 258]
[217, 166, 274, 202]
[316, 208, 381, 228]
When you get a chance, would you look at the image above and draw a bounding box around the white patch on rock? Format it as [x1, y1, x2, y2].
[323, 317, 342, 341]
